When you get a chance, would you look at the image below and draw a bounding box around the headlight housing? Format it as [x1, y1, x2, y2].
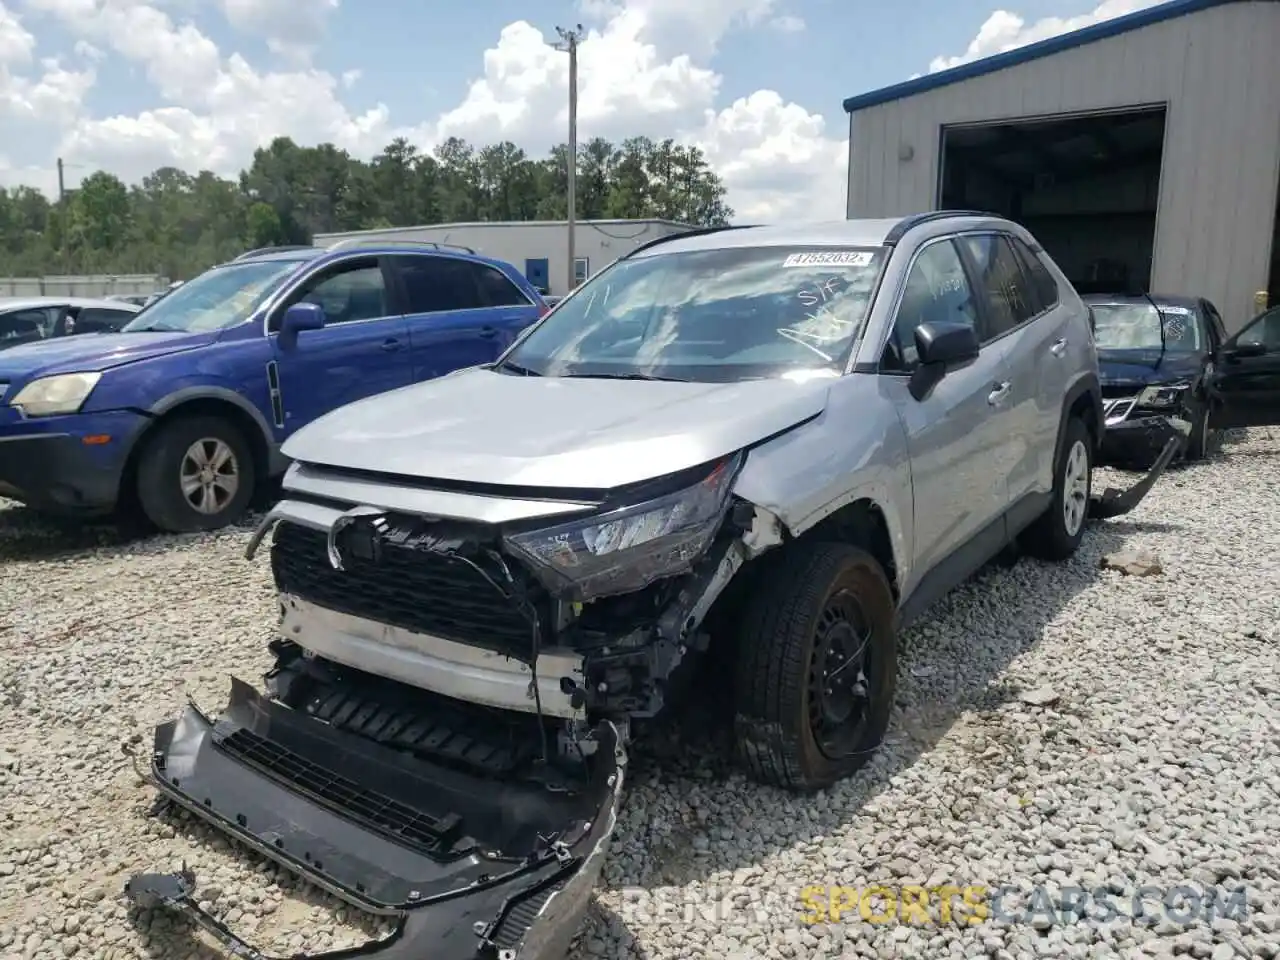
[1137, 381, 1191, 409]
[9, 372, 102, 417]
[504, 452, 744, 602]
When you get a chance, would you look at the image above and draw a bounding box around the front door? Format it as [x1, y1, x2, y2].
[269, 254, 412, 438]
[1209, 306, 1280, 428]
[881, 237, 1016, 583]
[389, 254, 543, 381]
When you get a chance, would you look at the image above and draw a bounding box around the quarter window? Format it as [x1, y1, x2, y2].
[1009, 237, 1059, 312]
[884, 239, 979, 371]
[959, 234, 1038, 338]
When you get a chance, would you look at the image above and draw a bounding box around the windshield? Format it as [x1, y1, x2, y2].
[1091, 301, 1203, 352]
[502, 245, 888, 381]
[121, 259, 305, 333]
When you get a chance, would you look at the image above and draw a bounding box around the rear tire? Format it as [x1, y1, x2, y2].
[1022, 415, 1092, 562]
[136, 415, 256, 533]
[731, 542, 897, 792]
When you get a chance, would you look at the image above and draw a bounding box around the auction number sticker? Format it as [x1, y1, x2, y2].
[782, 251, 875, 268]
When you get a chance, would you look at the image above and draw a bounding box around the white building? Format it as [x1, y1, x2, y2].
[313, 219, 696, 297]
[843, 0, 1280, 332]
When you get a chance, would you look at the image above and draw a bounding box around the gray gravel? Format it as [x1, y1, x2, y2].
[2, 429, 1278, 960]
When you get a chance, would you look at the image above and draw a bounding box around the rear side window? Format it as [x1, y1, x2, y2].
[1010, 237, 1059, 312]
[958, 234, 1038, 339]
[0, 308, 54, 339]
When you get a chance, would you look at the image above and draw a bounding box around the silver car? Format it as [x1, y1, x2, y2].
[131, 213, 1176, 960]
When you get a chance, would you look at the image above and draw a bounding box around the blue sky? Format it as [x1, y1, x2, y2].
[0, 0, 1158, 219]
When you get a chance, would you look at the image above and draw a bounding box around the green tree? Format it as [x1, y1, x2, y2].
[0, 133, 734, 279]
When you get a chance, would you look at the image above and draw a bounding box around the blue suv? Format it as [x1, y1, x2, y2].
[0, 239, 548, 532]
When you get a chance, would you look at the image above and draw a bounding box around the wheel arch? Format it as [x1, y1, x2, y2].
[1057, 372, 1103, 463]
[120, 389, 277, 507]
[787, 497, 902, 603]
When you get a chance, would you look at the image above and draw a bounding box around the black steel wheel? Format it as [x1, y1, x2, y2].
[732, 541, 897, 792]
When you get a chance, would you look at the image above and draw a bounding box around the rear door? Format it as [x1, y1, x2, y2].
[1209, 306, 1280, 428]
[268, 254, 412, 436]
[389, 255, 543, 381]
[955, 232, 1066, 509]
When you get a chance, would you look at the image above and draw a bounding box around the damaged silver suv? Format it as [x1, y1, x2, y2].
[128, 213, 1178, 960]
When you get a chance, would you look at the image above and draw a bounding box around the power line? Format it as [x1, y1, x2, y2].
[552, 24, 585, 294]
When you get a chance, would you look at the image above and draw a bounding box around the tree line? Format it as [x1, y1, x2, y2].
[0, 135, 734, 280]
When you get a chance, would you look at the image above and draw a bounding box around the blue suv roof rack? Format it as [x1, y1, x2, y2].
[326, 237, 478, 255]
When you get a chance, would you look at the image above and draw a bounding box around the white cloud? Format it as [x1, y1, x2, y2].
[929, 0, 1163, 72]
[769, 14, 805, 33]
[5, 0, 849, 220]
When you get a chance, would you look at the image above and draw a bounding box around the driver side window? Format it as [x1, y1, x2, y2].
[270, 259, 388, 332]
[1239, 307, 1280, 350]
[883, 239, 979, 371]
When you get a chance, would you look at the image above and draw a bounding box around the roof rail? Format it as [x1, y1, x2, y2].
[233, 245, 316, 261]
[883, 210, 1000, 245]
[325, 237, 477, 255]
[622, 223, 763, 259]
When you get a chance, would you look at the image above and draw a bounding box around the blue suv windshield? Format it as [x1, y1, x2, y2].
[122, 259, 307, 333]
[502, 245, 888, 382]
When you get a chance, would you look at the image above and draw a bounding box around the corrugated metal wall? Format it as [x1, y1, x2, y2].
[313, 220, 692, 296]
[846, 1, 1280, 331]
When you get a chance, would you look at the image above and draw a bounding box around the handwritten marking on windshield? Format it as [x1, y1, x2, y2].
[798, 277, 845, 307]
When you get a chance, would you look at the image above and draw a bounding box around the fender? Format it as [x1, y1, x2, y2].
[145, 386, 287, 474]
[1053, 372, 1103, 466]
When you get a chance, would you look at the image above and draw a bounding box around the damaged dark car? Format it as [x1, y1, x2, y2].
[1088, 293, 1280, 468]
[127, 214, 1187, 959]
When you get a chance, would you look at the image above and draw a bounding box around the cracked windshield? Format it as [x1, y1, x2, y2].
[1090, 301, 1202, 352]
[504, 246, 887, 381]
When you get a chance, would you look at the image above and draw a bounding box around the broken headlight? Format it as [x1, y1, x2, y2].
[1138, 381, 1191, 409]
[504, 452, 743, 601]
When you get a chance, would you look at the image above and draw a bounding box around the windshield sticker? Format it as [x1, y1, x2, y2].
[1159, 305, 1192, 315]
[782, 251, 875, 268]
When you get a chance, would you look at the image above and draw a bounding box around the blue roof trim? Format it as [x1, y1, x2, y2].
[842, 0, 1257, 113]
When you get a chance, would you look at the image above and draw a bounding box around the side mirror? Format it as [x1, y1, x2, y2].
[909, 321, 980, 401]
[1225, 340, 1267, 360]
[278, 302, 325, 349]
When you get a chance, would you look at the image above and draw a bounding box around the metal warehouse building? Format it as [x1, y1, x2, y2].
[843, 0, 1280, 332]
[313, 218, 694, 297]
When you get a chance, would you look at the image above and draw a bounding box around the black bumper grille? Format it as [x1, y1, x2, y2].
[270, 522, 540, 655]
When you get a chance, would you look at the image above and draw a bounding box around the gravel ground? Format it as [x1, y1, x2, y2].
[1, 428, 1278, 960]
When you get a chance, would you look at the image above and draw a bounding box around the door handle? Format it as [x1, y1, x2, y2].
[478, 326, 498, 339]
[381, 337, 402, 351]
[1050, 337, 1068, 357]
[988, 381, 1011, 405]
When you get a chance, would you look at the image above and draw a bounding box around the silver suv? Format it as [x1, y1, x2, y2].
[130, 213, 1175, 960]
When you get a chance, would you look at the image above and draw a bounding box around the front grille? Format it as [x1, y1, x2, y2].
[271, 522, 542, 656]
[216, 727, 465, 857]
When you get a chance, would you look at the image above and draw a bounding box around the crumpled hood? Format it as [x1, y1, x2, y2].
[1098, 350, 1203, 389]
[282, 366, 834, 490]
[0, 331, 217, 383]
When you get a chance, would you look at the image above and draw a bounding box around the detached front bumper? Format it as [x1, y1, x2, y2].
[1098, 406, 1192, 469]
[125, 678, 625, 960]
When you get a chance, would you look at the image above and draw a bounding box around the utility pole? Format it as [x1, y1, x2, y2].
[553, 24, 584, 294]
[56, 157, 66, 273]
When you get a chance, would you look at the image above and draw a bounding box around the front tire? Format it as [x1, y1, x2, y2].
[1185, 397, 1214, 461]
[1022, 415, 1092, 561]
[135, 415, 256, 533]
[731, 542, 897, 792]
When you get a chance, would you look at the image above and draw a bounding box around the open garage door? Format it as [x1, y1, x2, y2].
[939, 106, 1167, 296]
